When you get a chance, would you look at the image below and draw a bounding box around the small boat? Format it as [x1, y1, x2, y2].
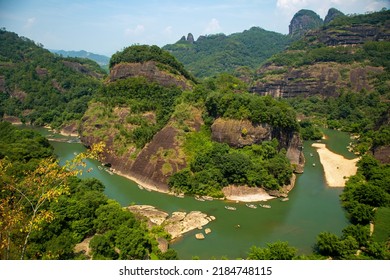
[202, 196, 213, 201]
[225, 206, 236, 211]
[98, 166, 103, 170]
[310, 153, 313, 157]
[73, 152, 78, 156]
[175, 193, 184, 198]
[138, 184, 144, 190]
[312, 163, 316, 167]
[259, 204, 271, 209]
[280, 197, 289, 202]
[246, 204, 257, 209]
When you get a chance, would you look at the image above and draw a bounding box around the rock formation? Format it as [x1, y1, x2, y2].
[252, 63, 383, 98]
[210, 118, 304, 173]
[211, 118, 271, 147]
[109, 61, 192, 90]
[324, 8, 345, 25]
[127, 205, 215, 240]
[289, 9, 323, 38]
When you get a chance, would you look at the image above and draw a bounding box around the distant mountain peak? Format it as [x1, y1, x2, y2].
[289, 9, 323, 38]
[50, 49, 109, 67]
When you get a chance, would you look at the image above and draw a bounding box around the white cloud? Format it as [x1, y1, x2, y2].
[24, 17, 36, 29]
[205, 18, 221, 34]
[163, 26, 173, 35]
[124, 24, 145, 36]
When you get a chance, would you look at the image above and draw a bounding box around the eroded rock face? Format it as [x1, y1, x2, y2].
[289, 9, 323, 38]
[211, 118, 271, 147]
[109, 61, 192, 90]
[252, 63, 383, 98]
[210, 118, 304, 173]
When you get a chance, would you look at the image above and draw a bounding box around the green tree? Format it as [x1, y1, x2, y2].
[247, 241, 297, 260]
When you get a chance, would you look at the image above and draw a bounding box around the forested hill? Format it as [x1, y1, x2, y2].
[163, 27, 290, 78]
[0, 29, 105, 128]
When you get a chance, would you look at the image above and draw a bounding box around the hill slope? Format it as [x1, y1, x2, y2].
[0, 29, 105, 129]
[163, 27, 290, 78]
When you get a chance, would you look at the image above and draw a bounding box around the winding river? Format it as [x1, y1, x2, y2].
[30, 127, 354, 259]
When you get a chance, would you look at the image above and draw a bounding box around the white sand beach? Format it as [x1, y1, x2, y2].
[312, 143, 359, 187]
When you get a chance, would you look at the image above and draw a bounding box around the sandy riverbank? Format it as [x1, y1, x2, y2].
[312, 143, 359, 187]
[113, 169, 172, 195]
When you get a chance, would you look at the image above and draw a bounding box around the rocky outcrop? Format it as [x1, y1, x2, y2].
[285, 133, 305, 173]
[324, 8, 345, 25]
[253, 63, 383, 98]
[62, 61, 104, 79]
[210, 118, 304, 173]
[307, 24, 390, 46]
[127, 205, 215, 240]
[211, 119, 271, 147]
[129, 126, 186, 192]
[289, 9, 323, 38]
[109, 61, 192, 90]
[222, 185, 274, 202]
[186, 33, 195, 44]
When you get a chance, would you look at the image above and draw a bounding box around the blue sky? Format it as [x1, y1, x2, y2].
[0, 0, 388, 56]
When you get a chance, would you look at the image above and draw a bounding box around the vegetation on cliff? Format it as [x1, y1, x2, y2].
[168, 75, 297, 196]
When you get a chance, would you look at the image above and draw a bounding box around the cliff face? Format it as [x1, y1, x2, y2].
[252, 63, 383, 98]
[211, 118, 271, 147]
[306, 23, 390, 46]
[80, 101, 203, 190]
[289, 9, 323, 38]
[109, 61, 192, 90]
[211, 118, 304, 173]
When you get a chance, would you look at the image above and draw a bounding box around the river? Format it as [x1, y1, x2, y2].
[28, 126, 354, 259]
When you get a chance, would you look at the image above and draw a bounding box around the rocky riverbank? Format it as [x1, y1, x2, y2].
[127, 205, 216, 240]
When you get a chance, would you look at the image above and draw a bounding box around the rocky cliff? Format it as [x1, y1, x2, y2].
[109, 61, 192, 90]
[211, 118, 304, 173]
[252, 62, 383, 98]
[289, 9, 323, 38]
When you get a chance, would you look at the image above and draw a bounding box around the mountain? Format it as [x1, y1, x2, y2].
[0, 29, 105, 129]
[251, 8, 390, 162]
[163, 27, 290, 78]
[251, 9, 390, 98]
[289, 9, 323, 38]
[51, 49, 110, 69]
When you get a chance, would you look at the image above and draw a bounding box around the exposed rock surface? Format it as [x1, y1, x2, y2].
[289, 9, 323, 38]
[127, 205, 215, 240]
[211, 118, 304, 173]
[307, 23, 390, 46]
[62, 61, 104, 79]
[252, 63, 383, 98]
[324, 8, 345, 25]
[109, 61, 192, 90]
[211, 118, 271, 147]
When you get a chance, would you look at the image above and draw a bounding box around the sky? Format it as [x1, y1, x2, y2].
[0, 0, 389, 56]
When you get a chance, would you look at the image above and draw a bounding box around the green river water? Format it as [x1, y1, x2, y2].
[31, 127, 355, 259]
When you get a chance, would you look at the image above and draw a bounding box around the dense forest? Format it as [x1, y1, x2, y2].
[0, 122, 177, 260]
[163, 27, 290, 78]
[1, 8, 389, 260]
[0, 29, 105, 128]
